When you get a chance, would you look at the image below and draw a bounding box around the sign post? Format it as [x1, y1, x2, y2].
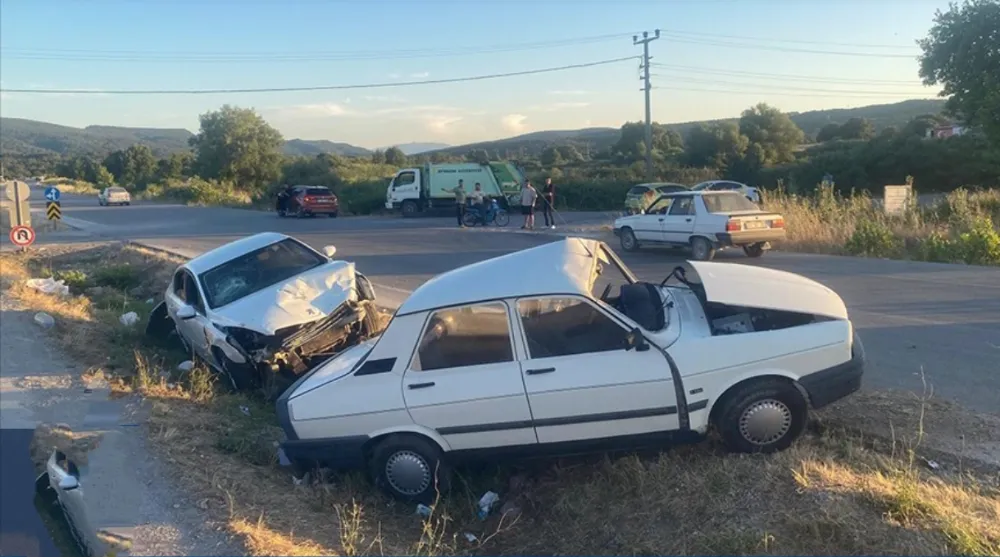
[46, 201, 63, 230]
[5, 181, 32, 229]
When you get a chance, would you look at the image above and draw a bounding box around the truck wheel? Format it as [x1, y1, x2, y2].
[691, 237, 716, 261]
[401, 200, 419, 218]
[619, 227, 639, 252]
[743, 243, 765, 258]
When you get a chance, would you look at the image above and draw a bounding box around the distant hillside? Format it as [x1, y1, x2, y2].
[282, 138, 371, 157]
[428, 98, 949, 158]
[390, 142, 451, 155]
[0, 117, 372, 159]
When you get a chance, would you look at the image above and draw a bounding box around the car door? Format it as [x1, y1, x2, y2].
[165, 269, 212, 358]
[659, 194, 697, 243]
[635, 196, 674, 243]
[514, 295, 679, 444]
[389, 170, 419, 204]
[402, 302, 537, 451]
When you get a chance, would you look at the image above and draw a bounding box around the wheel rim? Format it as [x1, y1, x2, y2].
[693, 240, 708, 259]
[622, 231, 636, 250]
[738, 399, 793, 446]
[385, 450, 431, 496]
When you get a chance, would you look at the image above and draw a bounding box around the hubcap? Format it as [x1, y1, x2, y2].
[385, 450, 431, 496]
[738, 399, 792, 445]
[623, 232, 635, 249]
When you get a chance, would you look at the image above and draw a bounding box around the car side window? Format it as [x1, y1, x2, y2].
[413, 303, 513, 371]
[172, 271, 187, 303]
[629, 186, 648, 196]
[646, 197, 673, 215]
[668, 196, 695, 215]
[183, 273, 205, 314]
[517, 297, 629, 359]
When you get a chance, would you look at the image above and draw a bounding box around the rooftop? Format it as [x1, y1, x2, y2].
[396, 237, 603, 315]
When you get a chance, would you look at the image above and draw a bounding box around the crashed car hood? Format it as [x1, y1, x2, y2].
[687, 260, 848, 320]
[213, 261, 358, 335]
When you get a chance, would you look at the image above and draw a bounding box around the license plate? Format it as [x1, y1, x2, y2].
[744, 221, 766, 230]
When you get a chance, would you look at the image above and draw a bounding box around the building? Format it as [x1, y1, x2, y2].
[926, 124, 966, 139]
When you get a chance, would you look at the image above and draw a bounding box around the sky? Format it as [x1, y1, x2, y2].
[0, 0, 953, 149]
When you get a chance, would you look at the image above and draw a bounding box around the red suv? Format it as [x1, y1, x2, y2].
[281, 186, 339, 218]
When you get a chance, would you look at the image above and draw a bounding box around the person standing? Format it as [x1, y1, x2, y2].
[447, 179, 467, 227]
[541, 177, 556, 229]
[520, 180, 538, 230]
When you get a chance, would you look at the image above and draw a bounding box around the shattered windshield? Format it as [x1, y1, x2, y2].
[703, 193, 760, 213]
[199, 239, 327, 309]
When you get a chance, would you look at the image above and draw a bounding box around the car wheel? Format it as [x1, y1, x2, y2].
[369, 435, 450, 503]
[620, 227, 639, 252]
[328, 212, 338, 218]
[743, 243, 765, 258]
[401, 200, 419, 218]
[690, 237, 716, 261]
[212, 347, 257, 392]
[715, 379, 808, 454]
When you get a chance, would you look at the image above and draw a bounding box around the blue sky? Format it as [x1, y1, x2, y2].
[0, 0, 950, 148]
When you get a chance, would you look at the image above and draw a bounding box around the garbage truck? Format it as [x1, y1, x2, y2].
[384, 162, 526, 217]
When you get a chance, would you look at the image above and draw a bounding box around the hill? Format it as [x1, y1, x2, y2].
[389, 142, 451, 155]
[427, 98, 949, 158]
[0, 117, 372, 159]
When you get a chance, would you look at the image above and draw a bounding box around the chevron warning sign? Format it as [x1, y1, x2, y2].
[46, 201, 62, 221]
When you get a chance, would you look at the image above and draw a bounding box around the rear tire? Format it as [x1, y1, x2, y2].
[690, 237, 716, 261]
[369, 435, 450, 503]
[619, 227, 639, 252]
[714, 379, 808, 454]
[743, 243, 765, 258]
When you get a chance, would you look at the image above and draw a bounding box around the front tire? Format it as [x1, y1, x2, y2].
[401, 200, 419, 218]
[370, 435, 450, 503]
[494, 210, 510, 227]
[619, 228, 639, 252]
[714, 379, 808, 454]
[690, 237, 716, 261]
[743, 243, 765, 258]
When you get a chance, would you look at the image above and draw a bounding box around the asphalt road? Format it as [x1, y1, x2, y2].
[14, 187, 1000, 414]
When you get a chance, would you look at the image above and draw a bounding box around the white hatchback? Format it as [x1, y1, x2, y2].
[276, 237, 865, 502]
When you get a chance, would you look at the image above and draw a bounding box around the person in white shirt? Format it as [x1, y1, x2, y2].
[520, 181, 538, 230]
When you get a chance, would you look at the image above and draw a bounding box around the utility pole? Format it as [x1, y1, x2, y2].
[634, 29, 660, 181]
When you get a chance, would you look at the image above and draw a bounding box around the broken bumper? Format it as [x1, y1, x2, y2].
[798, 333, 866, 409]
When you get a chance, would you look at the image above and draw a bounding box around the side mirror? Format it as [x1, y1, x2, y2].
[58, 475, 80, 491]
[322, 245, 337, 258]
[626, 327, 650, 352]
[176, 305, 197, 320]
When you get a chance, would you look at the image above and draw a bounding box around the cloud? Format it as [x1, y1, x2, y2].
[409, 72, 430, 79]
[424, 115, 463, 133]
[527, 101, 591, 112]
[548, 90, 588, 96]
[373, 104, 462, 116]
[501, 114, 528, 133]
[362, 94, 407, 103]
[270, 103, 354, 118]
[387, 73, 401, 79]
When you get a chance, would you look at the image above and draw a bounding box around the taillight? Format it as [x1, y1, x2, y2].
[303, 196, 314, 203]
[726, 220, 741, 232]
[771, 217, 785, 228]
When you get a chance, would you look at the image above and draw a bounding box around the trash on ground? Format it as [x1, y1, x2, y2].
[26, 278, 69, 296]
[415, 504, 432, 518]
[177, 360, 195, 372]
[145, 298, 154, 305]
[463, 532, 478, 543]
[477, 491, 499, 520]
[239, 405, 251, 416]
[119, 312, 139, 327]
[924, 458, 941, 470]
[34, 312, 55, 329]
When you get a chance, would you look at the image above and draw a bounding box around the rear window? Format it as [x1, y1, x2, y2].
[109, 187, 127, 193]
[702, 193, 760, 213]
[304, 187, 332, 196]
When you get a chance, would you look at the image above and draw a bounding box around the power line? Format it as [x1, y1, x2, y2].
[649, 63, 920, 85]
[660, 35, 918, 58]
[0, 56, 637, 95]
[648, 74, 932, 95]
[657, 28, 920, 50]
[650, 82, 939, 99]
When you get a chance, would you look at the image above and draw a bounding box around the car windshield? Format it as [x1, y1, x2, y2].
[304, 187, 332, 196]
[703, 192, 760, 213]
[591, 244, 636, 301]
[199, 238, 327, 309]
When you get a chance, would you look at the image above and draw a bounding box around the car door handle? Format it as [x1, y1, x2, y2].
[525, 367, 555, 375]
[658, 218, 664, 221]
[685, 218, 692, 222]
[408, 382, 435, 390]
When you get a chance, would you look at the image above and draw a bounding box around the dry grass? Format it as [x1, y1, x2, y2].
[4, 242, 999, 556]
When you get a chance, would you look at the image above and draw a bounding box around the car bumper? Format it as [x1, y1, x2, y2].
[304, 205, 339, 213]
[798, 333, 866, 409]
[278, 435, 368, 470]
[717, 228, 786, 246]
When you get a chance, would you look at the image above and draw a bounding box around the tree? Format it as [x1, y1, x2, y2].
[684, 122, 749, 171]
[156, 151, 194, 181]
[738, 103, 805, 166]
[901, 113, 950, 137]
[539, 146, 564, 166]
[103, 144, 157, 187]
[556, 145, 584, 162]
[838, 117, 876, 140]
[371, 149, 386, 164]
[816, 123, 842, 142]
[189, 105, 284, 191]
[94, 165, 115, 187]
[384, 146, 407, 166]
[613, 122, 684, 163]
[465, 149, 489, 165]
[919, 0, 1000, 144]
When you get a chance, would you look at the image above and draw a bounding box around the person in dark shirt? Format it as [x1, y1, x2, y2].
[541, 177, 556, 229]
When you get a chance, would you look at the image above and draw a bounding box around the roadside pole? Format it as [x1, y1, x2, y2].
[634, 29, 660, 182]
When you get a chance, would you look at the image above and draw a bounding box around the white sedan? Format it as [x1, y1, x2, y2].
[98, 186, 131, 206]
[276, 237, 865, 502]
[146, 232, 380, 393]
[692, 180, 761, 203]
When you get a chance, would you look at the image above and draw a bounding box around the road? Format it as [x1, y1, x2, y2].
[12, 187, 1000, 414]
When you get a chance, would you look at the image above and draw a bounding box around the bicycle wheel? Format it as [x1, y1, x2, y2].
[494, 210, 510, 227]
[462, 211, 478, 227]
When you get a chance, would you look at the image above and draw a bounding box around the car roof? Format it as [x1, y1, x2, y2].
[185, 232, 292, 275]
[396, 237, 602, 316]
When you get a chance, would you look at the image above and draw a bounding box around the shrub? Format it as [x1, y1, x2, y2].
[52, 269, 89, 290]
[91, 264, 142, 291]
[845, 219, 900, 258]
[954, 215, 1000, 266]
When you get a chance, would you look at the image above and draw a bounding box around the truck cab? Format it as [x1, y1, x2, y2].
[385, 167, 423, 216]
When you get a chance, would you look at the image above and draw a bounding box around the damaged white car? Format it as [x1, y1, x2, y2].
[147, 232, 380, 393]
[275, 237, 865, 502]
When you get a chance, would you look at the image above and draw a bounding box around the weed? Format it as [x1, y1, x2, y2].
[52, 269, 89, 290]
[845, 219, 900, 258]
[91, 264, 142, 291]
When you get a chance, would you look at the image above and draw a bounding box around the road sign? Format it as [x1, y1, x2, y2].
[44, 186, 61, 202]
[4, 181, 30, 202]
[9, 225, 35, 247]
[46, 201, 62, 221]
[884, 184, 913, 216]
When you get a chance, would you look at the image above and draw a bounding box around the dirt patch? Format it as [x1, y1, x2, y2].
[3, 242, 999, 556]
